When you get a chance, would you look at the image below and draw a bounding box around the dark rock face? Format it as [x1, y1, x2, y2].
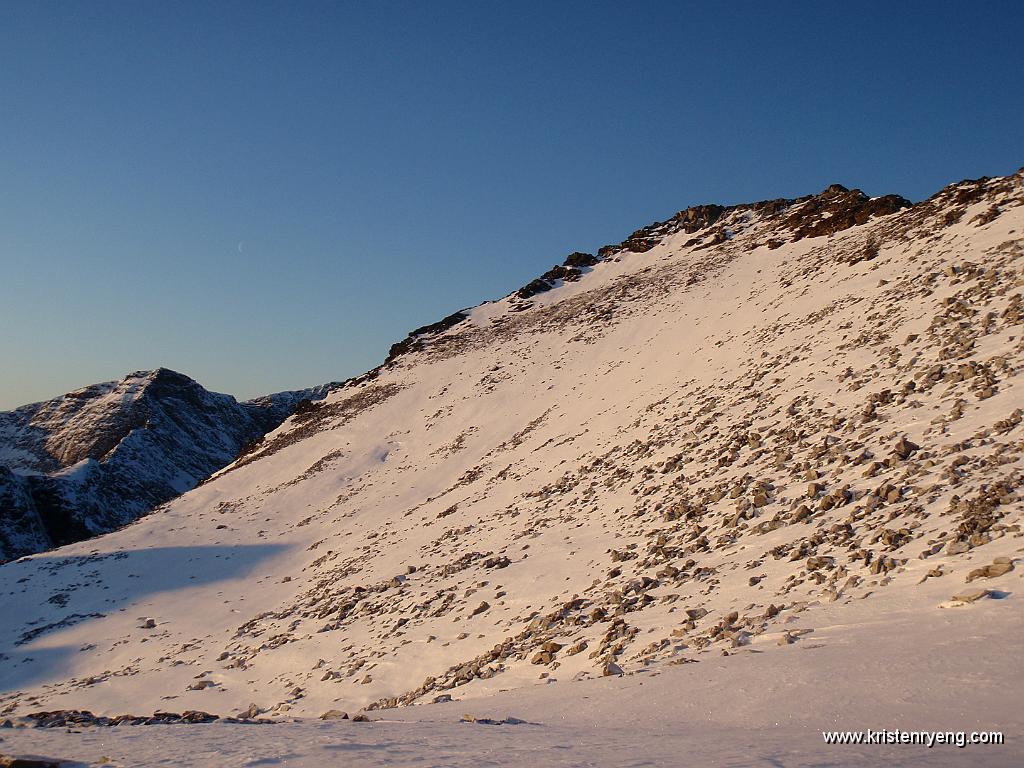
[387, 311, 470, 363]
[563, 251, 599, 268]
[0, 369, 337, 561]
[781, 185, 911, 241]
[599, 205, 731, 258]
[516, 278, 556, 300]
[0, 469, 48, 560]
[673, 204, 727, 234]
[515, 252, 599, 299]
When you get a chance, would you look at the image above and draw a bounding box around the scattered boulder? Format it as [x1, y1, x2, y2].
[320, 710, 349, 720]
[951, 589, 992, 604]
[460, 714, 529, 726]
[966, 558, 1014, 582]
[530, 650, 554, 665]
[180, 711, 218, 724]
[602, 661, 624, 676]
[565, 640, 588, 656]
[946, 541, 970, 556]
[893, 437, 920, 460]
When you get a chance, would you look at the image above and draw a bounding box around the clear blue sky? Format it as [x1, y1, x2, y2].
[1, 1, 1021, 409]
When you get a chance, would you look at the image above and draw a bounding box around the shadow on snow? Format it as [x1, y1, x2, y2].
[0, 543, 287, 692]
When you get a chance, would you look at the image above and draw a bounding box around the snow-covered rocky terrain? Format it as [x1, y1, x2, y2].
[0, 369, 338, 562]
[1, 171, 1022, 766]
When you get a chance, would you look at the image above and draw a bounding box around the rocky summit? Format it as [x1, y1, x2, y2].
[0, 170, 1021, 746]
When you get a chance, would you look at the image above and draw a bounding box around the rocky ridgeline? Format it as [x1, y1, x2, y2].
[381, 183, 914, 364]
[597, 184, 911, 256]
[0, 169, 1020, 721]
[322, 177, 999, 376]
[383, 252, 604, 364]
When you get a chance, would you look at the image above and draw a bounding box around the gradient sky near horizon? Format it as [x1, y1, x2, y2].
[1, 1, 1022, 409]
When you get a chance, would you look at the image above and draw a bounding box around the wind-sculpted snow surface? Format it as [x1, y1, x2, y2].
[0, 171, 1022, 766]
[0, 369, 338, 561]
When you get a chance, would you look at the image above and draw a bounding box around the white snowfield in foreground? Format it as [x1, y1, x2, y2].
[1, 172, 1023, 766]
[0, 595, 1020, 766]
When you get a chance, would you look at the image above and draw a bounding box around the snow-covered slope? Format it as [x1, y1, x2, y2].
[0, 369, 338, 561]
[0, 171, 1022, 765]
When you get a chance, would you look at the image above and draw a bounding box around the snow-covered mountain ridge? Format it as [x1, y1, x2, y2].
[0, 369, 339, 561]
[1, 170, 1022, 748]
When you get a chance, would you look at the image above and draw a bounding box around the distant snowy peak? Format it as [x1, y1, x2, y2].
[0, 368, 339, 561]
[3, 369, 236, 474]
[244, 380, 343, 429]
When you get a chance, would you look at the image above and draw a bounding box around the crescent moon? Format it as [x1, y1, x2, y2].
[238, 241, 244, 253]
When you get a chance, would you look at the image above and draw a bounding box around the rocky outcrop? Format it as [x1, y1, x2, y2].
[20, 709, 240, 727]
[386, 311, 471, 363]
[385, 181, 922, 370]
[595, 185, 909, 260]
[515, 253, 599, 299]
[780, 184, 911, 241]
